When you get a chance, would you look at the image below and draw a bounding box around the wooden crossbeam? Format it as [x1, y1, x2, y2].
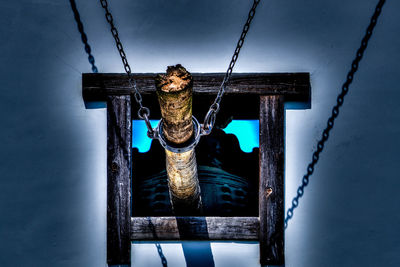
[131, 217, 259, 240]
[83, 73, 310, 102]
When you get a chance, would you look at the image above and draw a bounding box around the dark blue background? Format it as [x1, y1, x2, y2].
[0, 0, 399, 266]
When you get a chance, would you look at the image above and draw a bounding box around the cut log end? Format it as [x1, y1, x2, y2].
[155, 64, 194, 144]
[155, 64, 193, 93]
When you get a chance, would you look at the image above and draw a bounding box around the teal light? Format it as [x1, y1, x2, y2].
[223, 120, 259, 152]
[132, 120, 159, 152]
[132, 120, 259, 153]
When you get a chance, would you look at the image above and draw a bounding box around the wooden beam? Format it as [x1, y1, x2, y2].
[107, 95, 131, 265]
[131, 217, 259, 240]
[259, 95, 285, 265]
[83, 73, 310, 103]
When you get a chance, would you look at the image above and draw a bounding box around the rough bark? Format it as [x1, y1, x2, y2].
[155, 64, 193, 144]
[155, 65, 202, 215]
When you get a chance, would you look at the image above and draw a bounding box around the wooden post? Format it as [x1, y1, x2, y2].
[155, 65, 202, 215]
[107, 95, 131, 265]
[259, 95, 285, 265]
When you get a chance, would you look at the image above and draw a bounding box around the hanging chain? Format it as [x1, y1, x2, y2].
[100, 0, 155, 138]
[101, 0, 261, 138]
[284, 0, 386, 229]
[69, 0, 98, 73]
[147, 217, 168, 267]
[202, 0, 261, 135]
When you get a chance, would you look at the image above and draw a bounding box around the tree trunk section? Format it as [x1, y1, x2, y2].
[155, 64, 202, 215]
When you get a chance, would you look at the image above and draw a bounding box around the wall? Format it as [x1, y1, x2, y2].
[0, 0, 399, 266]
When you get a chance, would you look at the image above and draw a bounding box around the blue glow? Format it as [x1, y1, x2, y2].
[223, 120, 259, 152]
[132, 120, 259, 153]
[132, 120, 160, 152]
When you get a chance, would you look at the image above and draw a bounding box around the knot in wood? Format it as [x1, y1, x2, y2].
[111, 162, 119, 172]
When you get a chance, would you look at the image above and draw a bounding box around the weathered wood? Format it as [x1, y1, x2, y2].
[83, 72, 312, 266]
[259, 95, 285, 265]
[131, 217, 259, 240]
[155, 65, 194, 144]
[165, 149, 202, 215]
[155, 65, 202, 215]
[83, 73, 310, 102]
[107, 95, 131, 265]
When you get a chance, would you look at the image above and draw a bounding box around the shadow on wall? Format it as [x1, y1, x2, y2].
[177, 217, 215, 267]
[144, 218, 216, 267]
[130, 241, 215, 267]
[181, 242, 215, 267]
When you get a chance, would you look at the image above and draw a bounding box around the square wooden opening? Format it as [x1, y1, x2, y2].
[131, 94, 260, 217]
[83, 72, 310, 266]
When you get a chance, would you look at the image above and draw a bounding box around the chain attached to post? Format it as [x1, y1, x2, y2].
[100, 0, 155, 138]
[201, 0, 261, 135]
[100, 0, 262, 143]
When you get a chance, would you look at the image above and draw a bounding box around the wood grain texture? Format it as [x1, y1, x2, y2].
[107, 95, 131, 265]
[131, 217, 259, 240]
[82, 73, 310, 102]
[155, 65, 203, 215]
[155, 65, 194, 144]
[87, 73, 312, 266]
[259, 95, 285, 265]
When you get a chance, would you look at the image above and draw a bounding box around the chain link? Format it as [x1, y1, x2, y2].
[147, 217, 168, 267]
[100, 0, 155, 138]
[69, 0, 98, 73]
[284, 0, 386, 229]
[100, 0, 261, 138]
[202, 0, 261, 135]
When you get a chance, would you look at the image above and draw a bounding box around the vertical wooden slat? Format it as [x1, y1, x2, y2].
[259, 95, 285, 265]
[107, 95, 131, 265]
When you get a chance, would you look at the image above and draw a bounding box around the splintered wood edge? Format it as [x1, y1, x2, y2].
[131, 217, 260, 240]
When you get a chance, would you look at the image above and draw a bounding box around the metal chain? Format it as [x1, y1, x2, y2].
[147, 217, 168, 267]
[101, 0, 261, 138]
[99, 0, 155, 138]
[284, 0, 386, 229]
[69, 0, 98, 73]
[202, 0, 261, 135]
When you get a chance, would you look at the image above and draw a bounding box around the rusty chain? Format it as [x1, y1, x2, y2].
[284, 0, 386, 229]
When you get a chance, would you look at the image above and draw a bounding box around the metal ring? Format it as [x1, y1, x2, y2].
[201, 109, 217, 136]
[156, 116, 201, 153]
[138, 107, 150, 119]
[210, 102, 220, 113]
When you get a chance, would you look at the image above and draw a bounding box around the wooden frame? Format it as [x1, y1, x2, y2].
[83, 73, 311, 266]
